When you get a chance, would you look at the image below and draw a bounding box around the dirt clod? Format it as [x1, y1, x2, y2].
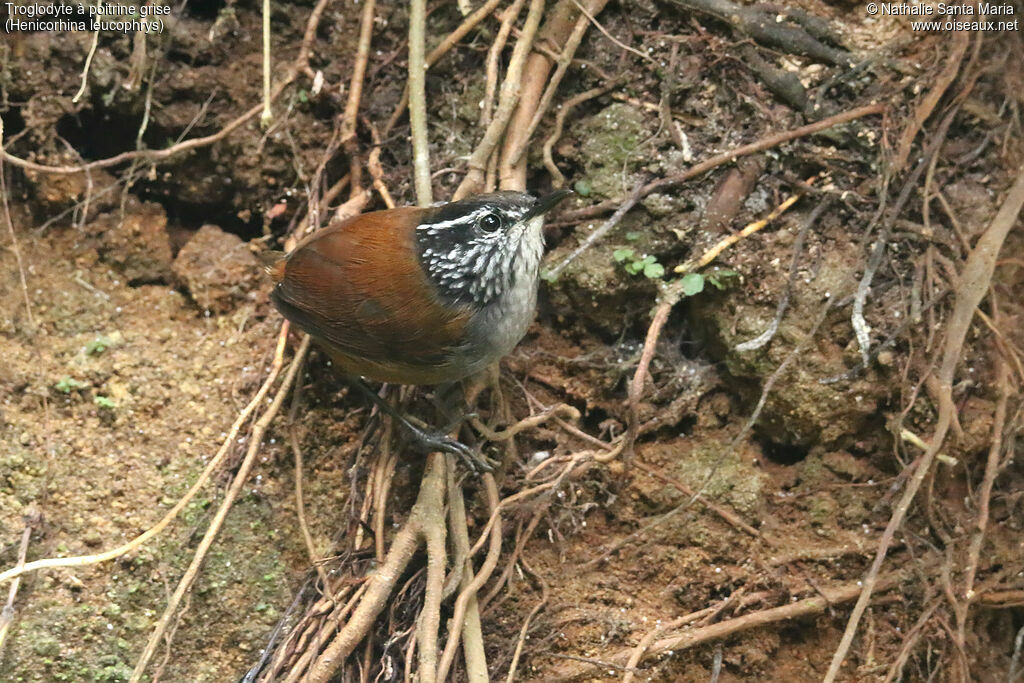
[172, 224, 267, 314]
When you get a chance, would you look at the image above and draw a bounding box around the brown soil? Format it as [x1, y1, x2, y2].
[1, 1, 1022, 681]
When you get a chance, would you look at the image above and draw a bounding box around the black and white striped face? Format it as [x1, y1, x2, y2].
[416, 192, 549, 307]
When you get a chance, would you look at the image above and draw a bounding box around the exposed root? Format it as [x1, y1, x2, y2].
[301, 454, 447, 683]
[824, 167, 1024, 681]
[454, 0, 546, 199]
[553, 574, 904, 679]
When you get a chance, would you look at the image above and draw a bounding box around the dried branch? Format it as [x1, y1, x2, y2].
[734, 200, 828, 352]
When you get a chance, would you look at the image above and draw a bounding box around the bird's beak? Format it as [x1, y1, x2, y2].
[524, 189, 574, 221]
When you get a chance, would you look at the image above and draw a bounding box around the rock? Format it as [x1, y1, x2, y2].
[86, 200, 174, 283]
[172, 224, 264, 314]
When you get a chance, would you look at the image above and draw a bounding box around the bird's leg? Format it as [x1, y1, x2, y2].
[352, 379, 492, 473]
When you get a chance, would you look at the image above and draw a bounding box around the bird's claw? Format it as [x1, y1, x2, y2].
[408, 426, 494, 474]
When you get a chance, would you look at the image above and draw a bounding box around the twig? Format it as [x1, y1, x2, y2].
[734, 200, 828, 352]
[852, 107, 957, 364]
[286, 352, 325, 589]
[1010, 624, 1024, 683]
[620, 606, 718, 683]
[824, 166, 1024, 681]
[0, 507, 41, 657]
[341, 0, 376, 144]
[504, 558, 549, 682]
[672, 179, 813, 274]
[569, 0, 648, 63]
[260, 0, 273, 126]
[304, 454, 447, 682]
[385, 0, 507, 137]
[893, 31, 969, 172]
[296, 0, 332, 74]
[436, 475, 502, 681]
[290, 421, 330, 589]
[632, 462, 762, 539]
[417, 457, 448, 683]
[468, 403, 580, 441]
[546, 179, 645, 280]
[499, 0, 587, 190]
[553, 575, 903, 679]
[962, 350, 1011, 602]
[366, 120, 396, 209]
[130, 335, 311, 682]
[542, 84, 616, 187]
[72, 2, 102, 103]
[409, 0, 432, 206]
[442, 470, 488, 681]
[482, 507, 545, 612]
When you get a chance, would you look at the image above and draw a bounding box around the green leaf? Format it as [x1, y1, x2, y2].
[643, 262, 665, 279]
[680, 272, 705, 296]
[298, 89, 309, 103]
[86, 336, 114, 356]
[94, 396, 116, 409]
[573, 179, 592, 197]
[612, 248, 635, 263]
[707, 269, 739, 289]
[624, 261, 643, 275]
[625, 231, 641, 241]
[54, 377, 88, 393]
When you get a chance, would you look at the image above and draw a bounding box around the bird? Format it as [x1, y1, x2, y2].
[264, 190, 572, 470]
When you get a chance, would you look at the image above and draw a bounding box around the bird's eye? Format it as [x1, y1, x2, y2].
[478, 213, 502, 233]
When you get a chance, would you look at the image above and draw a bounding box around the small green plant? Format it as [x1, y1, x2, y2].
[613, 248, 665, 279]
[94, 396, 116, 409]
[680, 272, 704, 296]
[674, 268, 740, 298]
[86, 336, 115, 356]
[54, 377, 89, 393]
[706, 268, 740, 290]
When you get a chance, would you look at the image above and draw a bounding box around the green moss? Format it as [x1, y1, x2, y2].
[641, 437, 769, 518]
[575, 103, 648, 198]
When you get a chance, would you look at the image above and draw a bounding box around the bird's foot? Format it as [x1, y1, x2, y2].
[405, 423, 494, 473]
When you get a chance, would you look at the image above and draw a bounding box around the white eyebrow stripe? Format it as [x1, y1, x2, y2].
[418, 207, 491, 231]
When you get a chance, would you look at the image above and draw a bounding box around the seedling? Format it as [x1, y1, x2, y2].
[54, 377, 89, 393]
[613, 248, 665, 279]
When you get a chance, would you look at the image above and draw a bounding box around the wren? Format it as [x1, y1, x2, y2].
[265, 190, 571, 470]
